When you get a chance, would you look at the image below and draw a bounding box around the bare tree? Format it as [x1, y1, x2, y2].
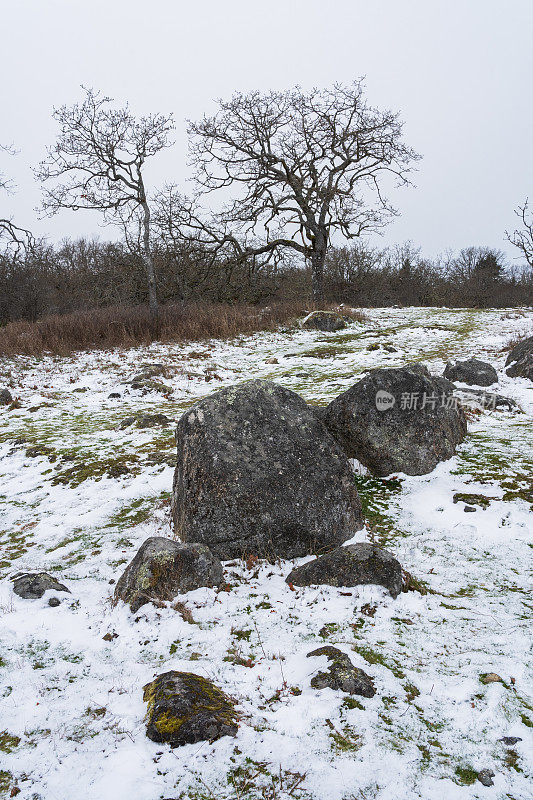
[36, 87, 174, 312]
[0, 144, 35, 257]
[187, 81, 420, 304]
[506, 199, 533, 269]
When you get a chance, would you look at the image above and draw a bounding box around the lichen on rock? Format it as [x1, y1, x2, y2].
[143, 671, 238, 746]
[307, 646, 376, 697]
[114, 537, 223, 612]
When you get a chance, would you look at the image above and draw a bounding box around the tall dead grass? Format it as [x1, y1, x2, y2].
[0, 301, 318, 356]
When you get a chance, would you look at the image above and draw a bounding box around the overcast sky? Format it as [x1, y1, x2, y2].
[2, 0, 532, 261]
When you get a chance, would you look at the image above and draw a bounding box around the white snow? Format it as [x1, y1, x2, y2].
[0, 307, 532, 800]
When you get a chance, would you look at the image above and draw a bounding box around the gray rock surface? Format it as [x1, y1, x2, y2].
[477, 769, 495, 787]
[301, 311, 346, 331]
[0, 388, 13, 405]
[143, 671, 238, 746]
[12, 572, 70, 599]
[322, 365, 467, 476]
[443, 358, 497, 386]
[286, 543, 403, 598]
[505, 335, 533, 381]
[114, 537, 223, 612]
[307, 646, 376, 697]
[172, 380, 363, 560]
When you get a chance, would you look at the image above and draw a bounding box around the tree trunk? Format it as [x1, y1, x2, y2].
[141, 200, 158, 314]
[311, 235, 327, 306]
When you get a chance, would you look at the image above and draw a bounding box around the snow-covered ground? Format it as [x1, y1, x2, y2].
[0, 307, 532, 800]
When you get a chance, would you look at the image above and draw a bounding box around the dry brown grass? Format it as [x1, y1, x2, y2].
[0, 301, 322, 356]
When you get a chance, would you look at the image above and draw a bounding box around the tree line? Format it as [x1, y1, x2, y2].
[1, 82, 532, 320]
[1, 236, 530, 326]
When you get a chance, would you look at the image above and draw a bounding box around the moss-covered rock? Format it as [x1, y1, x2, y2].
[307, 646, 376, 697]
[114, 537, 223, 613]
[143, 671, 238, 746]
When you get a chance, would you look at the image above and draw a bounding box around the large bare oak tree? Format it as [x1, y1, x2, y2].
[187, 81, 420, 303]
[36, 88, 174, 312]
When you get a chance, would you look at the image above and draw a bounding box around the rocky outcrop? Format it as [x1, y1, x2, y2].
[443, 358, 498, 386]
[12, 572, 70, 599]
[172, 380, 363, 560]
[0, 389, 13, 406]
[143, 671, 238, 746]
[114, 537, 223, 612]
[322, 365, 467, 476]
[505, 335, 533, 381]
[307, 646, 376, 697]
[301, 311, 346, 332]
[286, 543, 403, 598]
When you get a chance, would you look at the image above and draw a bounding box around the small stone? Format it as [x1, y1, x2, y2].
[143, 671, 238, 746]
[307, 646, 375, 697]
[108, 392, 121, 399]
[48, 597, 60, 607]
[477, 769, 495, 787]
[464, 505, 477, 512]
[286, 543, 403, 598]
[500, 736, 522, 746]
[102, 632, 118, 641]
[444, 358, 498, 387]
[480, 672, 504, 684]
[265, 357, 278, 364]
[0, 388, 13, 405]
[12, 572, 70, 600]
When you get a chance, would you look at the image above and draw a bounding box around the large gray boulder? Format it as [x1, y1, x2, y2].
[505, 335, 533, 381]
[307, 646, 376, 697]
[12, 572, 70, 599]
[322, 365, 467, 476]
[286, 543, 403, 598]
[0, 389, 13, 406]
[172, 380, 363, 560]
[114, 537, 223, 612]
[443, 358, 498, 387]
[143, 671, 237, 746]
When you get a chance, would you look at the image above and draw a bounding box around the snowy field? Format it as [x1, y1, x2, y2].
[0, 306, 532, 800]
